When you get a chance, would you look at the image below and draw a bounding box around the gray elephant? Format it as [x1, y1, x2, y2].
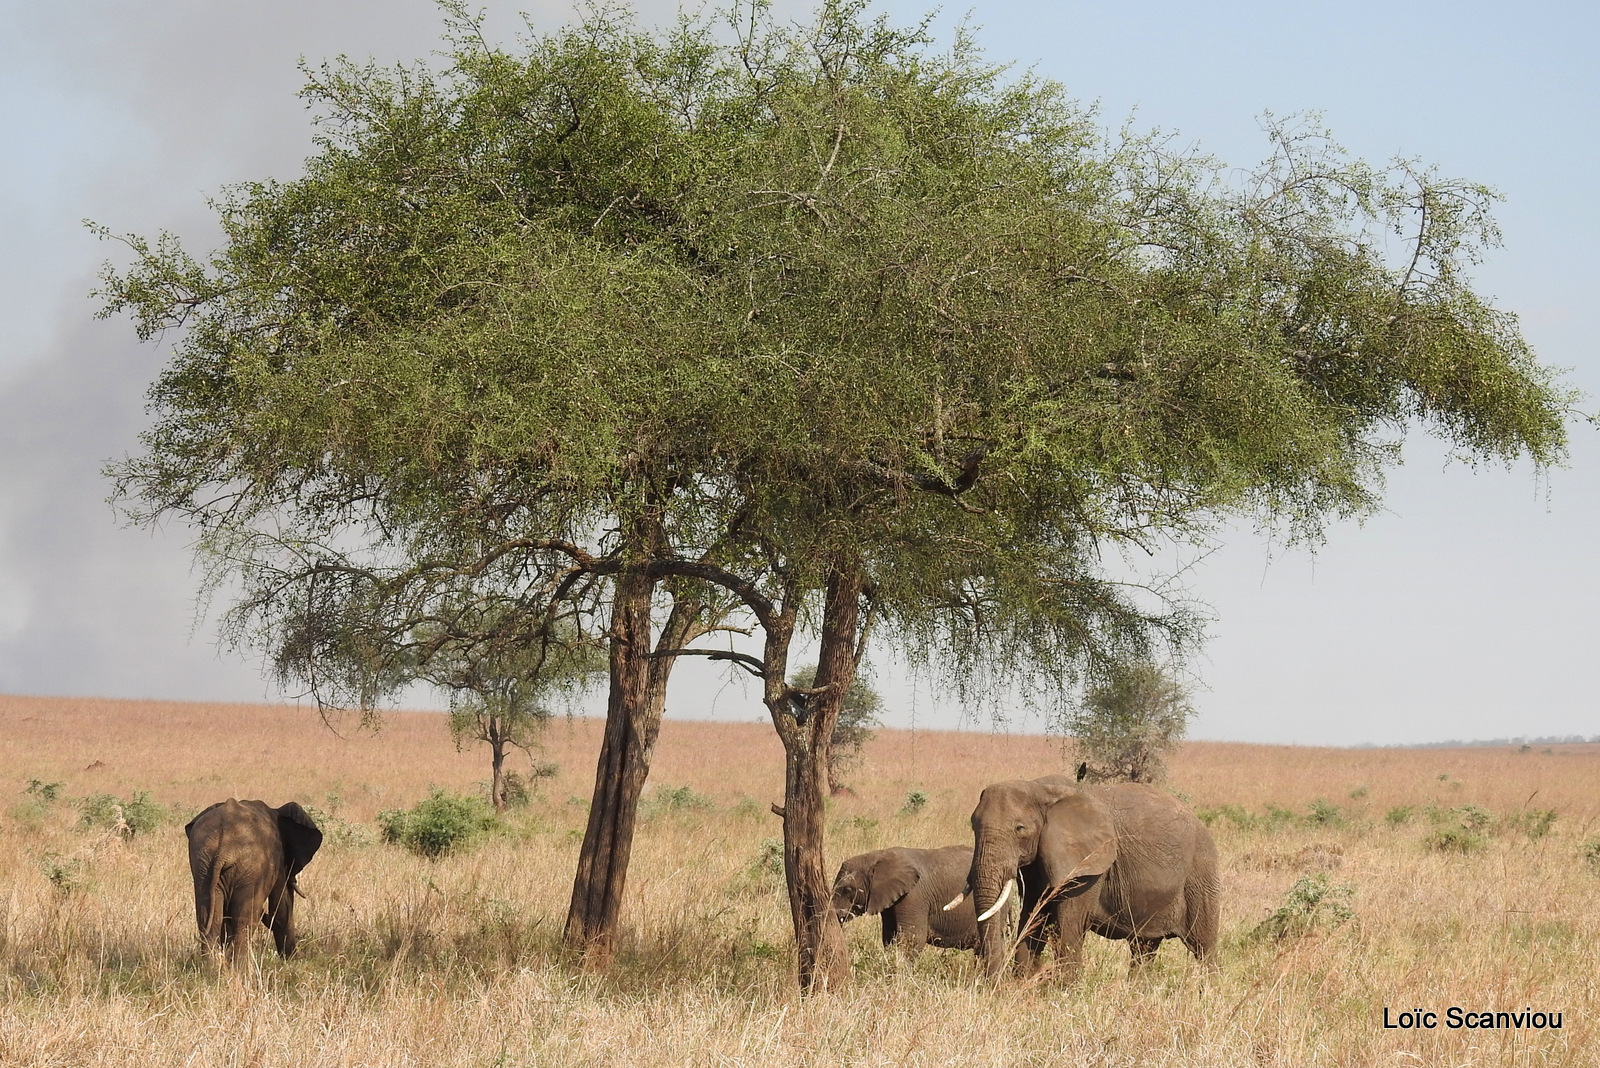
[949, 775, 1217, 978]
[185, 798, 322, 961]
[830, 845, 977, 955]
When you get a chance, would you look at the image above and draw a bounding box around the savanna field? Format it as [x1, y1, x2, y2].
[1, 693, 1596, 1067]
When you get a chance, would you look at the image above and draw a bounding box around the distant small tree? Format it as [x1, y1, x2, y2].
[1066, 663, 1194, 784]
[791, 665, 882, 796]
[441, 634, 605, 812]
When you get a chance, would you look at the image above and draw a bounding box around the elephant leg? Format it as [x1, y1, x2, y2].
[1012, 898, 1048, 976]
[1182, 878, 1220, 966]
[879, 908, 898, 948]
[894, 915, 928, 960]
[1129, 936, 1161, 970]
[1047, 898, 1090, 981]
[266, 882, 298, 958]
[224, 887, 269, 964]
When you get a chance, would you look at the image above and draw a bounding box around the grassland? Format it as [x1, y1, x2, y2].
[1, 692, 1596, 1066]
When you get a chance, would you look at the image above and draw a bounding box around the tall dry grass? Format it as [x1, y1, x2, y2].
[1, 692, 1596, 1066]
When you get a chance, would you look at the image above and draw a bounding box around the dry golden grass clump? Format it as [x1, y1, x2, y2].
[1, 692, 1597, 1066]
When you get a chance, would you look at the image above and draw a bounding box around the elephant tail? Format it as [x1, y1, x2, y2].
[200, 863, 227, 946]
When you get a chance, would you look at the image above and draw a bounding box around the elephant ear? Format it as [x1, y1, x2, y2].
[275, 802, 323, 877]
[864, 852, 920, 915]
[1039, 789, 1117, 889]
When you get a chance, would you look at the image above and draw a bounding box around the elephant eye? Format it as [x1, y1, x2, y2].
[1014, 824, 1027, 835]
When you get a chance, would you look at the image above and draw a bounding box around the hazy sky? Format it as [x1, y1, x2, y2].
[1, 0, 1594, 745]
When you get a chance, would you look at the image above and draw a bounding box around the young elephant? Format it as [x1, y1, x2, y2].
[830, 845, 978, 955]
[185, 799, 323, 962]
[955, 775, 1218, 979]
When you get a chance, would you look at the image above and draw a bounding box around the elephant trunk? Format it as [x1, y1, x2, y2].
[969, 837, 1017, 976]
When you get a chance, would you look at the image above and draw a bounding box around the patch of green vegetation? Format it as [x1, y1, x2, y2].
[747, 838, 784, 882]
[1425, 805, 1493, 854]
[377, 789, 498, 858]
[1305, 798, 1343, 827]
[25, 779, 64, 803]
[1384, 805, 1414, 827]
[39, 852, 89, 895]
[1581, 838, 1600, 873]
[899, 790, 929, 815]
[1347, 784, 1368, 800]
[643, 784, 713, 816]
[78, 791, 166, 837]
[1504, 807, 1557, 841]
[1251, 873, 1355, 940]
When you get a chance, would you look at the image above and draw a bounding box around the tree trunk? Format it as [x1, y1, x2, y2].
[563, 572, 702, 968]
[777, 566, 862, 992]
[490, 723, 507, 813]
[564, 565, 655, 967]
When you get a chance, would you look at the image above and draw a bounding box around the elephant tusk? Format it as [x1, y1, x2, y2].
[976, 878, 1015, 923]
[942, 889, 967, 912]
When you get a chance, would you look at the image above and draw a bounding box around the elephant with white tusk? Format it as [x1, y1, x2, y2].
[964, 775, 1218, 979]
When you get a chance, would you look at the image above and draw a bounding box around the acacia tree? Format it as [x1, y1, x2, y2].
[1066, 661, 1194, 784]
[101, 0, 1570, 991]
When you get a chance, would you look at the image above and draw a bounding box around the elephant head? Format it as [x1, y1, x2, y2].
[830, 849, 920, 923]
[958, 775, 1117, 972]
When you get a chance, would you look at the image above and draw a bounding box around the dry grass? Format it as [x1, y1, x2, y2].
[2, 692, 1597, 1066]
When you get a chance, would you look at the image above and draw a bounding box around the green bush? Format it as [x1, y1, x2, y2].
[78, 791, 166, 837]
[378, 789, 497, 858]
[643, 784, 713, 816]
[900, 790, 929, 815]
[25, 779, 64, 803]
[748, 838, 784, 881]
[1425, 805, 1493, 854]
[1252, 873, 1355, 940]
[1505, 808, 1557, 841]
[1305, 799, 1342, 827]
[1583, 838, 1600, 873]
[1385, 805, 1414, 827]
[40, 852, 88, 895]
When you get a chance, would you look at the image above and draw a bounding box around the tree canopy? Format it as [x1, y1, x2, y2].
[99, 0, 1571, 988]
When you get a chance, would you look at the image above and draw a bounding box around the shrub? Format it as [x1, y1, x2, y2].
[1263, 804, 1299, 831]
[1385, 805, 1414, 827]
[1252, 874, 1355, 940]
[899, 790, 929, 815]
[1196, 803, 1255, 831]
[1583, 838, 1600, 873]
[1426, 806, 1493, 854]
[378, 789, 497, 858]
[643, 784, 713, 816]
[24, 779, 64, 803]
[78, 791, 166, 837]
[1063, 661, 1193, 784]
[40, 853, 88, 895]
[1505, 808, 1557, 841]
[1347, 784, 1369, 800]
[748, 838, 784, 881]
[1305, 799, 1342, 827]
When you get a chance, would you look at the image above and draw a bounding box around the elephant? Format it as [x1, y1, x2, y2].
[830, 845, 977, 955]
[184, 798, 323, 962]
[949, 775, 1218, 979]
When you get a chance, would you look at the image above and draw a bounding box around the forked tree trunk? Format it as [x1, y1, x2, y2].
[776, 567, 862, 992]
[564, 572, 703, 968]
